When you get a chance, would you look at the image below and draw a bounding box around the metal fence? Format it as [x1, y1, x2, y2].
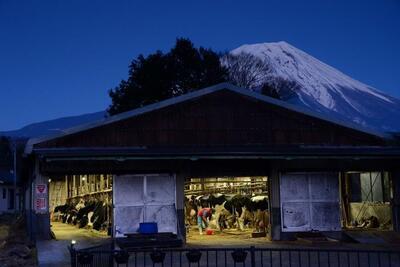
[69, 245, 400, 267]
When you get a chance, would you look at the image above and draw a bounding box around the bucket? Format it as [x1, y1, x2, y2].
[139, 222, 158, 234]
[206, 229, 214, 235]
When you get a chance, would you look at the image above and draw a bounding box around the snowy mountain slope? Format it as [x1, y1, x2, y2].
[231, 41, 400, 132]
[0, 111, 106, 138]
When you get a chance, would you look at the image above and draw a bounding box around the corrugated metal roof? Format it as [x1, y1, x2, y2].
[25, 83, 390, 154]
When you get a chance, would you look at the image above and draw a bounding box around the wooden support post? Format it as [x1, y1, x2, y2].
[392, 171, 400, 232]
[269, 169, 281, 241]
[73, 175, 76, 196]
[65, 175, 68, 199]
[340, 171, 350, 228]
[32, 159, 51, 240]
[175, 173, 186, 243]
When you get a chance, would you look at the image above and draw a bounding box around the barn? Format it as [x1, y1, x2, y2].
[23, 83, 400, 245]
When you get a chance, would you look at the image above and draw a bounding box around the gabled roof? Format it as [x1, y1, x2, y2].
[25, 83, 389, 154]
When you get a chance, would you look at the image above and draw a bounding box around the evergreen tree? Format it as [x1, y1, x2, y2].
[108, 52, 173, 115]
[107, 38, 227, 115]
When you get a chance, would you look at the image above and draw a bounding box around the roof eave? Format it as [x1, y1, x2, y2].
[32, 146, 400, 159]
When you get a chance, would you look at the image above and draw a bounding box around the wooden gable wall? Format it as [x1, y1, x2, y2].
[34, 90, 385, 150]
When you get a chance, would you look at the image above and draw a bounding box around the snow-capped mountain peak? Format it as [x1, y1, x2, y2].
[231, 41, 400, 132]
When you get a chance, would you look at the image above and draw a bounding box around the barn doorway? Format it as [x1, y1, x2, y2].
[48, 174, 112, 243]
[184, 176, 271, 246]
[341, 171, 393, 231]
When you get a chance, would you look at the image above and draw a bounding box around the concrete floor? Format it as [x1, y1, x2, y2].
[36, 221, 110, 267]
[186, 226, 271, 247]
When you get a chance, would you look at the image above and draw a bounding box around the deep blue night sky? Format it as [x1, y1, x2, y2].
[0, 0, 399, 131]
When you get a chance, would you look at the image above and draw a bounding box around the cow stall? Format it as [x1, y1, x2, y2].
[184, 176, 270, 245]
[49, 174, 113, 240]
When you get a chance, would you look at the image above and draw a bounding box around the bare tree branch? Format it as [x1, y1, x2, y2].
[221, 52, 272, 90]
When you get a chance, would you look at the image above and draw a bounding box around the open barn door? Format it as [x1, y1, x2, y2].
[280, 172, 340, 232]
[113, 174, 177, 237]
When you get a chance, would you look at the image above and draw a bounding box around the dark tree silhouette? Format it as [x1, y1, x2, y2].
[260, 83, 281, 100]
[261, 77, 299, 100]
[107, 38, 227, 115]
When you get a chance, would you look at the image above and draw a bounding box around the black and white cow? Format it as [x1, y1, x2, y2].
[185, 193, 270, 232]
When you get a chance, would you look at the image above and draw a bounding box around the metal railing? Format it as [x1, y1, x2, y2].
[69, 245, 400, 267]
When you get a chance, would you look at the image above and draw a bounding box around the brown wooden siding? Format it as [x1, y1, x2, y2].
[35, 90, 385, 149]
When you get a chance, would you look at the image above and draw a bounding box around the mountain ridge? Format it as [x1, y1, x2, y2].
[0, 111, 106, 138]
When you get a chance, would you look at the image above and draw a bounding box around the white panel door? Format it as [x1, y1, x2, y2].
[113, 174, 176, 237]
[280, 172, 340, 232]
[144, 174, 177, 233]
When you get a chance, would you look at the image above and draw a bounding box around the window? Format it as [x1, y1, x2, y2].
[349, 172, 390, 202]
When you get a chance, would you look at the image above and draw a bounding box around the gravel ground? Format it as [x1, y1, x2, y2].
[0, 214, 37, 267]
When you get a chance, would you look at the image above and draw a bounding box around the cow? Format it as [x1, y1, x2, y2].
[209, 194, 251, 231]
[250, 195, 270, 232]
[185, 193, 228, 225]
[53, 199, 111, 232]
[216, 195, 269, 232]
[185, 193, 270, 233]
[185, 195, 198, 226]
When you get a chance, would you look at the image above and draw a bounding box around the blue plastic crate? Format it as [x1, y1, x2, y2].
[138, 222, 158, 234]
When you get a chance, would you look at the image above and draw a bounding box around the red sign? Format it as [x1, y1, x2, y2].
[36, 184, 47, 194]
[35, 198, 47, 211]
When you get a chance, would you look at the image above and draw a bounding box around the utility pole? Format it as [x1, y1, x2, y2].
[13, 140, 17, 213]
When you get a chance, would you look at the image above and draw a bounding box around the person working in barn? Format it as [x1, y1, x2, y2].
[197, 207, 213, 235]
